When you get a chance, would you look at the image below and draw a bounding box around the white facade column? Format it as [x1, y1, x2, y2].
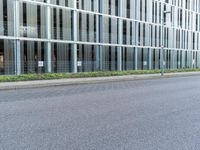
[147, 0, 152, 70]
[117, 0, 122, 71]
[148, 48, 152, 70]
[135, 48, 138, 70]
[178, 50, 181, 68]
[197, 51, 200, 68]
[14, 0, 21, 75]
[160, 0, 165, 75]
[99, 0, 104, 71]
[189, 32, 193, 68]
[95, 16, 100, 71]
[72, 1, 78, 73]
[180, 29, 184, 68]
[191, 51, 194, 68]
[95, 0, 100, 71]
[135, 24, 139, 70]
[46, 0, 52, 73]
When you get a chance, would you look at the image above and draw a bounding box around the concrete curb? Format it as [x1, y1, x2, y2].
[0, 72, 200, 90]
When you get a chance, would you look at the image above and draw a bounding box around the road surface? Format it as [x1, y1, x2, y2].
[0, 76, 200, 150]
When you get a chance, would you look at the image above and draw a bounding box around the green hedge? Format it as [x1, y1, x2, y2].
[0, 69, 200, 83]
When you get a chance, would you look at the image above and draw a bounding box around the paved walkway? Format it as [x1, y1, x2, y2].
[0, 71, 200, 90]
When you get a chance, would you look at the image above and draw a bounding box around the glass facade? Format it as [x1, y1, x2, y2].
[0, 0, 200, 75]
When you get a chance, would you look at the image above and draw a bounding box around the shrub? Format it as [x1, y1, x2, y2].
[0, 69, 199, 82]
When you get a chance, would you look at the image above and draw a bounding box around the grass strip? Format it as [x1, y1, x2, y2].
[0, 69, 200, 83]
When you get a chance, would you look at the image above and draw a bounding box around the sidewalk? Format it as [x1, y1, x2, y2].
[0, 71, 200, 90]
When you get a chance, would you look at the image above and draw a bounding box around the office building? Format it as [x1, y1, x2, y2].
[0, 0, 200, 75]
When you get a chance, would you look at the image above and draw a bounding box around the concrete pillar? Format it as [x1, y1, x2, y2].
[72, 1, 78, 73]
[13, 0, 21, 75]
[46, 0, 52, 73]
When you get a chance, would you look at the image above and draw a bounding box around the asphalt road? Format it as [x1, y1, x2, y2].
[1, 76, 200, 150]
